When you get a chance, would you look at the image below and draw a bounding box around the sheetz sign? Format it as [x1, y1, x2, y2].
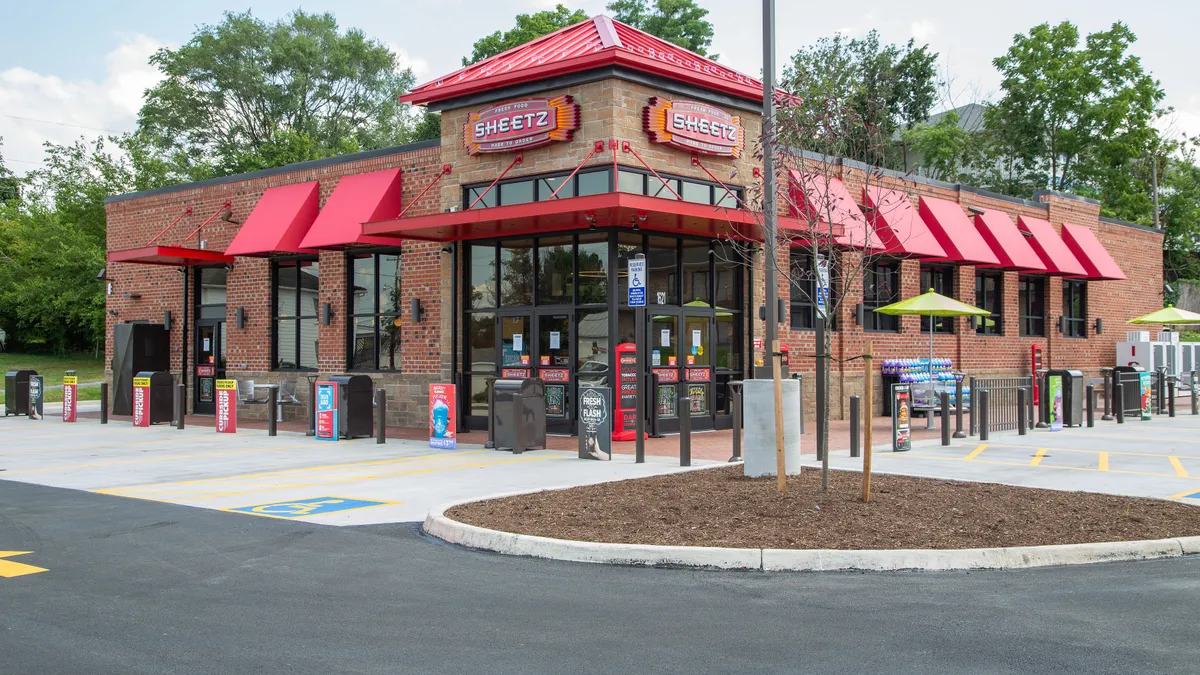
[464, 96, 581, 155]
[643, 97, 744, 158]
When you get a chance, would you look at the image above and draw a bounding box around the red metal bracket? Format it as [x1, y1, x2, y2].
[547, 141, 606, 200]
[181, 201, 232, 244]
[146, 206, 193, 246]
[397, 164, 452, 220]
[691, 154, 743, 208]
[468, 154, 523, 210]
[621, 141, 681, 200]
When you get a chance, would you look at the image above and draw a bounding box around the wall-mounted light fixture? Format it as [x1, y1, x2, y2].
[756, 300, 786, 323]
[966, 205, 986, 215]
[855, 303, 865, 326]
[1058, 316, 1067, 334]
[411, 298, 425, 323]
[124, 292, 142, 300]
[163, 311, 172, 330]
[108, 309, 119, 317]
[321, 303, 333, 325]
[1094, 318, 1103, 335]
[235, 307, 247, 329]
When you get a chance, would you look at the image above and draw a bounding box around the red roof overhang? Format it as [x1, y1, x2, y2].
[361, 192, 813, 243]
[973, 209, 1046, 272]
[1061, 223, 1126, 280]
[107, 245, 235, 266]
[1016, 216, 1087, 276]
[300, 168, 405, 250]
[862, 186, 945, 258]
[224, 182, 320, 257]
[788, 171, 883, 251]
[918, 197, 1000, 266]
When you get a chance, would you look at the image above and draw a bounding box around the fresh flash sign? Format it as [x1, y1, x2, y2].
[643, 97, 745, 158]
[464, 96, 581, 155]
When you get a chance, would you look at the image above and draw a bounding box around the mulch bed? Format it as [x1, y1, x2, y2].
[449, 466, 1200, 550]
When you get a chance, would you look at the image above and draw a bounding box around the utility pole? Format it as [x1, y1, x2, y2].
[1152, 150, 1161, 230]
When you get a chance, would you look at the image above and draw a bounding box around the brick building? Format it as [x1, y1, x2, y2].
[104, 15, 1161, 430]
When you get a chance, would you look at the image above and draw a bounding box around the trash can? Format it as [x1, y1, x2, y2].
[327, 374, 374, 439]
[1045, 369, 1084, 427]
[135, 371, 176, 425]
[4, 369, 37, 417]
[1112, 365, 1144, 417]
[491, 378, 546, 453]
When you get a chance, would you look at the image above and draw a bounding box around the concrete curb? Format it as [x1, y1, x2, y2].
[425, 499, 1200, 572]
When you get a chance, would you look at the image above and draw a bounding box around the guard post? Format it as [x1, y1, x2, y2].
[849, 395, 860, 458]
[1168, 377, 1176, 418]
[1101, 368, 1114, 420]
[968, 376, 977, 436]
[979, 389, 990, 441]
[1115, 381, 1125, 424]
[1086, 384, 1095, 427]
[729, 382, 742, 463]
[175, 382, 186, 430]
[953, 374, 966, 438]
[1017, 387, 1027, 435]
[376, 388, 387, 444]
[678, 394, 691, 467]
[100, 382, 109, 424]
[940, 392, 951, 446]
[267, 386, 277, 437]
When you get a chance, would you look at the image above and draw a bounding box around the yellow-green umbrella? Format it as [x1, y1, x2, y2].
[1128, 305, 1200, 326]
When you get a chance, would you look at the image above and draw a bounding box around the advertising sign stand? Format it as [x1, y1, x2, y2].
[578, 386, 613, 460]
[629, 253, 647, 463]
[62, 370, 77, 423]
[215, 380, 237, 433]
[891, 383, 911, 452]
[28, 375, 44, 421]
[1139, 371, 1153, 421]
[315, 381, 339, 441]
[1048, 374, 1064, 431]
[429, 383, 457, 449]
[132, 376, 151, 427]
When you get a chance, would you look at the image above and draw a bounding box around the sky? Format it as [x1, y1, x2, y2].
[2, 0, 1198, 175]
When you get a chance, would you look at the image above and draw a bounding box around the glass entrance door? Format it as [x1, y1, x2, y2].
[194, 320, 225, 415]
[682, 314, 714, 431]
[536, 312, 572, 434]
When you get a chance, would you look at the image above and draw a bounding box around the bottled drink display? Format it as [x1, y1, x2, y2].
[881, 358, 970, 409]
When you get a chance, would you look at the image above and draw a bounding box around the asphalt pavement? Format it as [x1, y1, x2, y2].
[2, 479, 1198, 675]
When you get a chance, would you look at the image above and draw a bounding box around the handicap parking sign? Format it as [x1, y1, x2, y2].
[628, 257, 646, 307]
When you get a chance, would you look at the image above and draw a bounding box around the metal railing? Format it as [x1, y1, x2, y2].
[973, 376, 1033, 433]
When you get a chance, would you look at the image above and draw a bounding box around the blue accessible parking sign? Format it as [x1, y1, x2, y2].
[628, 257, 646, 307]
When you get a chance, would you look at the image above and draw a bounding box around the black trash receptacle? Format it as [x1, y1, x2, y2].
[491, 378, 547, 453]
[327, 374, 374, 439]
[1113, 365, 1146, 417]
[1045, 369, 1085, 426]
[136, 371, 175, 425]
[5, 369, 37, 417]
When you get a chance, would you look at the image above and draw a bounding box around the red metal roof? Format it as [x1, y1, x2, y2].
[224, 182, 320, 257]
[788, 171, 883, 251]
[917, 197, 999, 266]
[973, 209, 1046, 272]
[361, 191, 815, 243]
[1061, 223, 1126, 280]
[1016, 216, 1087, 276]
[402, 15, 766, 106]
[107, 245, 235, 267]
[300, 169, 405, 250]
[862, 186, 945, 258]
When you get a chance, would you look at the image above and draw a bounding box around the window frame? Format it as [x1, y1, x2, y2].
[789, 249, 838, 331]
[862, 259, 901, 333]
[462, 165, 744, 211]
[1062, 279, 1088, 339]
[974, 271, 1004, 336]
[919, 264, 955, 334]
[345, 247, 404, 372]
[1018, 275, 1046, 337]
[271, 255, 321, 371]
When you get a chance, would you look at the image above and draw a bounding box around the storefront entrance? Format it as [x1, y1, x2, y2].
[194, 266, 227, 415]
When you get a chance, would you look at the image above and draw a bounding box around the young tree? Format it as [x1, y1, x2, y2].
[464, 5, 588, 65]
[139, 10, 421, 177]
[901, 110, 978, 183]
[0, 138, 18, 202]
[607, 0, 717, 57]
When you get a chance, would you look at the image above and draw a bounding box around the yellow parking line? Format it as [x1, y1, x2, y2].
[1, 444, 311, 475]
[979, 443, 1200, 461]
[963, 445, 988, 461]
[0, 435, 221, 457]
[885, 451, 1191, 480]
[1169, 456, 1189, 478]
[1029, 448, 1048, 466]
[1098, 452, 1110, 472]
[1070, 432, 1200, 445]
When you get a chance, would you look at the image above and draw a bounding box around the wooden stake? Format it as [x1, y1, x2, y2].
[772, 339, 786, 493]
[863, 341, 874, 503]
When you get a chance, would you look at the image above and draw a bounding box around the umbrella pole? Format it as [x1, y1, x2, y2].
[927, 311, 935, 430]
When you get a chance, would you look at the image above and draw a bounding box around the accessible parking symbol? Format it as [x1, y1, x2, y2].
[229, 497, 394, 519]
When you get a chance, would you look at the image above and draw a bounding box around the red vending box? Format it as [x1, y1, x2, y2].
[613, 342, 644, 441]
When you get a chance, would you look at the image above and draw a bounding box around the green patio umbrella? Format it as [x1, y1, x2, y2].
[1128, 305, 1200, 326]
[875, 289, 990, 428]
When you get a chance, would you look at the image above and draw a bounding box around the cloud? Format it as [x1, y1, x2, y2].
[0, 34, 165, 174]
[911, 20, 936, 42]
[388, 43, 432, 80]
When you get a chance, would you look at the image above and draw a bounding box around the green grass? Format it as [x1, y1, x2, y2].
[0, 353, 106, 403]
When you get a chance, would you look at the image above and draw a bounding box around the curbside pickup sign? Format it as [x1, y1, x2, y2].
[216, 379, 237, 433]
[132, 377, 151, 427]
[315, 381, 338, 441]
[62, 375, 77, 423]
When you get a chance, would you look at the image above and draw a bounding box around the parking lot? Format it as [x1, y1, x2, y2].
[825, 414, 1200, 503]
[0, 416, 713, 525]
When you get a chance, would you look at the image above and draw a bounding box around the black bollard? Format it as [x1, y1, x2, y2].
[485, 381, 496, 450]
[1086, 384, 1095, 427]
[1169, 379, 1176, 418]
[306, 377, 316, 437]
[1101, 368, 1114, 421]
[649, 374, 664, 439]
[100, 382, 109, 424]
[850, 395, 860, 458]
[979, 389, 990, 441]
[678, 395, 691, 467]
[376, 388, 387, 444]
[729, 384, 743, 463]
[968, 376, 977, 436]
[1115, 381, 1125, 424]
[1036, 374, 1049, 429]
[1017, 387, 1027, 435]
[940, 392, 951, 446]
[175, 382, 186, 430]
[267, 386, 277, 437]
[953, 376, 966, 438]
[1157, 370, 1166, 415]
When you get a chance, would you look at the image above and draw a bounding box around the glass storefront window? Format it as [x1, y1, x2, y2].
[537, 237, 573, 305]
[539, 175, 572, 200]
[682, 240, 710, 304]
[469, 244, 496, 309]
[576, 309, 610, 387]
[577, 234, 608, 304]
[351, 256, 375, 315]
[577, 169, 610, 196]
[651, 315, 677, 367]
[468, 376, 490, 418]
[649, 176, 679, 199]
[199, 268, 227, 305]
[467, 185, 496, 209]
[500, 240, 533, 306]
[716, 315, 737, 370]
[648, 237, 678, 306]
[272, 258, 319, 370]
[350, 317, 375, 370]
[378, 254, 401, 315]
[501, 316, 530, 367]
[685, 316, 711, 367]
[713, 240, 740, 309]
[681, 181, 710, 204]
[618, 170, 643, 194]
[500, 180, 534, 205]
[469, 312, 496, 371]
[715, 189, 740, 208]
[347, 251, 402, 371]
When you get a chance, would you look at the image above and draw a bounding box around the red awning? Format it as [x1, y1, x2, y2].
[862, 186, 945, 258]
[362, 192, 813, 243]
[788, 171, 883, 250]
[918, 197, 999, 266]
[107, 245, 235, 266]
[973, 209, 1046, 272]
[225, 182, 320, 257]
[300, 168, 405, 250]
[1061, 223, 1126, 280]
[1016, 216, 1087, 276]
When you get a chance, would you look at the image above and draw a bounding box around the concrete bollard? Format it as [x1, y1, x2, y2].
[850, 395, 860, 458]
[1101, 368, 1114, 421]
[267, 386, 277, 437]
[100, 382, 109, 424]
[1018, 387, 1027, 436]
[979, 390, 990, 441]
[678, 395, 692, 467]
[940, 392, 951, 446]
[376, 388, 386, 444]
[1115, 381, 1125, 424]
[729, 385, 742, 463]
[1086, 384, 1095, 427]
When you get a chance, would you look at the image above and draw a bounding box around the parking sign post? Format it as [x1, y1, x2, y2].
[628, 253, 647, 463]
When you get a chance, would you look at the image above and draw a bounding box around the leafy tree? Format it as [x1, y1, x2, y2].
[1161, 148, 1200, 283]
[464, 5, 588, 65]
[0, 138, 19, 202]
[902, 110, 978, 182]
[139, 10, 421, 177]
[985, 21, 1165, 194]
[607, 0, 716, 57]
[410, 111, 442, 143]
